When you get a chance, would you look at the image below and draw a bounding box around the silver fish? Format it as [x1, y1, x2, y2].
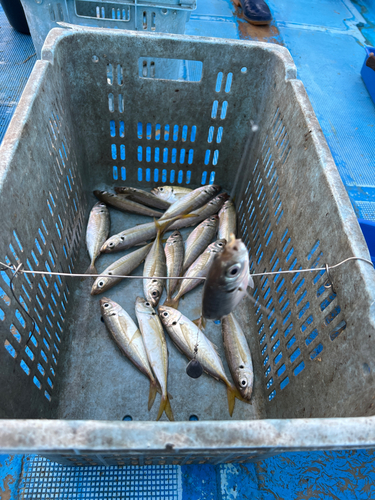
[151, 186, 192, 204]
[135, 297, 174, 421]
[165, 230, 184, 301]
[114, 186, 171, 210]
[101, 213, 195, 254]
[218, 199, 237, 242]
[94, 190, 163, 218]
[86, 202, 110, 273]
[159, 184, 221, 221]
[202, 235, 253, 320]
[101, 221, 158, 254]
[168, 192, 230, 231]
[143, 219, 176, 306]
[91, 243, 152, 295]
[159, 306, 245, 416]
[183, 215, 219, 273]
[165, 239, 226, 309]
[222, 313, 254, 401]
[100, 297, 159, 411]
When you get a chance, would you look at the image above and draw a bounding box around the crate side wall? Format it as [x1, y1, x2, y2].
[56, 33, 287, 192]
[234, 73, 375, 418]
[0, 60, 87, 418]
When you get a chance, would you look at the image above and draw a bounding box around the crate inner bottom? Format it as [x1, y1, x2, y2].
[56, 193, 264, 422]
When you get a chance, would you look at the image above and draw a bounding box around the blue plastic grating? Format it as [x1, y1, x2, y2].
[20, 456, 181, 499]
[0, 5, 36, 144]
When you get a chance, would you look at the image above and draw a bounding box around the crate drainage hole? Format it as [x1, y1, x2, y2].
[189, 415, 199, 421]
[123, 415, 133, 421]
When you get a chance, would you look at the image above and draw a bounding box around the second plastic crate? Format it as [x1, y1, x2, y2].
[21, 0, 196, 58]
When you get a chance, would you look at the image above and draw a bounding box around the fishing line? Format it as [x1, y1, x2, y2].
[0, 255, 372, 282]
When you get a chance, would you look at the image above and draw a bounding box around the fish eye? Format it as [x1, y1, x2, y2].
[172, 321, 177, 325]
[160, 187, 164, 191]
[152, 291, 159, 297]
[104, 303, 110, 308]
[163, 311, 169, 317]
[108, 272, 112, 276]
[152, 279, 158, 283]
[218, 243, 223, 247]
[145, 302, 151, 306]
[98, 280, 105, 288]
[241, 379, 247, 387]
[227, 264, 241, 276]
[120, 236, 125, 241]
[239, 365, 244, 369]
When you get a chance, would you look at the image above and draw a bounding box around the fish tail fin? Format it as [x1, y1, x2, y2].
[148, 379, 158, 411]
[192, 315, 206, 331]
[156, 394, 174, 421]
[165, 396, 175, 421]
[155, 214, 195, 234]
[85, 262, 97, 274]
[226, 384, 250, 416]
[163, 296, 179, 309]
[227, 383, 247, 417]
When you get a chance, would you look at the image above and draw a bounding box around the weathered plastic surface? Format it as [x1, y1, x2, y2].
[21, 0, 195, 58]
[0, 28, 375, 465]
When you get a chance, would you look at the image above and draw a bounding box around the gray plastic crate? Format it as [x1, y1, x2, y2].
[21, 0, 195, 58]
[1, 28, 375, 466]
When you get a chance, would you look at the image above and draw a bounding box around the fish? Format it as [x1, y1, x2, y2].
[183, 215, 219, 273]
[101, 220, 159, 254]
[218, 199, 237, 242]
[222, 313, 254, 401]
[158, 185, 221, 221]
[168, 192, 230, 231]
[135, 297, 174, 421]
[85, 202, 110, 273]
[114, 186, 171, 210]
[100, 297, 159, 411]
[165, 230, 184, 301]
[202, 235, 254, 320]
[143, 218, 177, 306]
[94, 190, 163, 218]
[151, 186, 192, 204]
[159, 306, 247, 416]
[165, 239, 226, 309]
[101, 213, 195, 254]
[91, 243, 152, 295]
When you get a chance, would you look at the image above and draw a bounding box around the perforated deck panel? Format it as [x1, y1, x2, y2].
[20, 456, 180, 499]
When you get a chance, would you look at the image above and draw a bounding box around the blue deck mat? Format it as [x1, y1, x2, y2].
[0, 6, 36, 144]
[268, 0, 375, 221]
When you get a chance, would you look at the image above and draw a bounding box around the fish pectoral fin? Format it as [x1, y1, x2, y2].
[180, 324, 196, 351]
[127, 327, 142, 344]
